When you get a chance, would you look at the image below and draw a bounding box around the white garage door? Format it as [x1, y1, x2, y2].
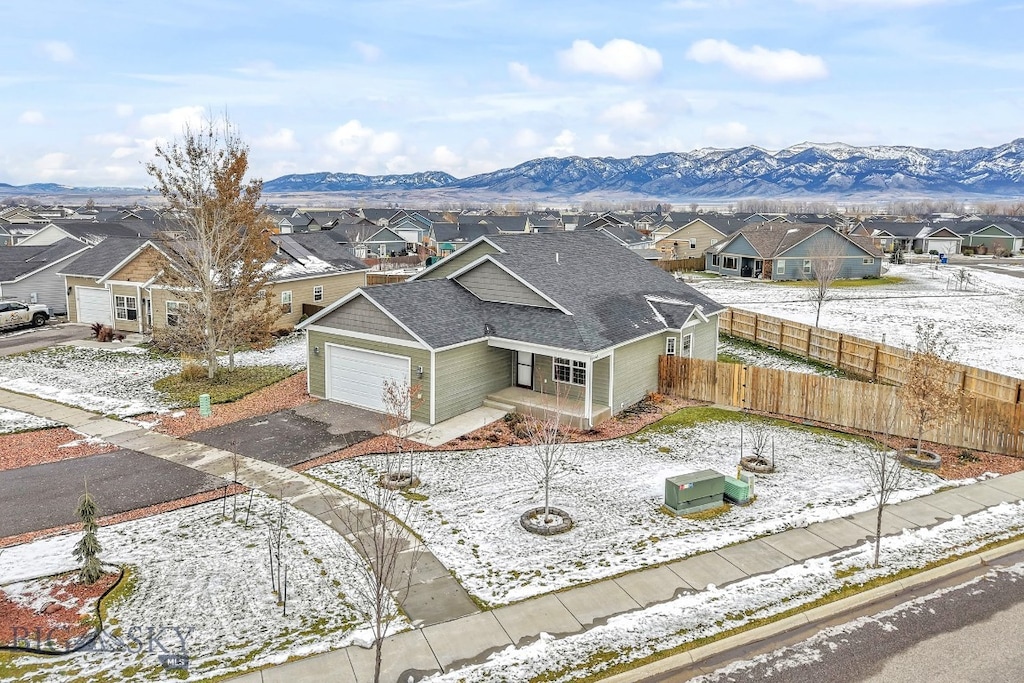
[76, 287, 111, 325]
[929, 239, 959, 255]
[326, 344, 410, 415]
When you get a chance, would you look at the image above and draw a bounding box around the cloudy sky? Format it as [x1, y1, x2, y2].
[3, 0, 1023, 186]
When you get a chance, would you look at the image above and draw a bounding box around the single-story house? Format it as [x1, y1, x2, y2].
[705, 223, 884, 280]
[0, 238, 89, 314]
[951, 222, 1024, 255]
[59, 232, 369, 332]
[652, 217, 745, 259]
[866, 222, 962, 255]
[298, 230, 725, 428]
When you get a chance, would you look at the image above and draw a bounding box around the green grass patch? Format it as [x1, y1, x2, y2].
[718, 335, 848, 379]
[644, 405, 872, 443]
[401, 491, 429, 502]
[154, 365, 296, 404]
[769, 275, 905, 288]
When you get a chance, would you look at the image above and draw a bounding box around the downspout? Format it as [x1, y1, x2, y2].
[429, 348, 436, 425]
[584, 357, 594, 428]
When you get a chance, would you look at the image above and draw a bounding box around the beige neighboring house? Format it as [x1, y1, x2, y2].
[652, 217, 745, 259]
[58, 233, 369, 332]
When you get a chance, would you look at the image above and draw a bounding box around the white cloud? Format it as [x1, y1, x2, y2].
[325, 120, 402, 156]
[40, 41, 74, 63]
[543, 129, 577, 156]
[18, 110, 44, 125]
[253, 128, 299, 151]
[704, 121, 754, 147]
[600, 100, 655, 128]
[687, 39, 828, 82]
[115, 104, 134, 118]
[508, 61, 546, 88]
[431, 145, 462, 168]
[34, 152, 75, 179]
[513, 128, 542, 148]
[558, 39, 663, 81]
[353, 41, 382, 63]
[88, 132, 133, 146]
[138, 106, 205, 136]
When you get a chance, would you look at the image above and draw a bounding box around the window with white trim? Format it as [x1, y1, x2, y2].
[281, 290, 292, 314]
[803, 259, 812, 274]
[665, 337, 677, 356]
[862, 257, 873, 265]
[166, 300, 186, 327]
[688, 238, 697, 249]
[553, 357, 587, 386]
[776, 259, 786, 275]
[723, 256, 737, 270]
[681, 333, 693, 357]
[114, 295, 137, 321]
[313, 285, 324, 302]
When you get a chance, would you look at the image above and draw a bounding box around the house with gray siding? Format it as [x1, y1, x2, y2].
[299, 231, 724, 428]
[706, 223, 883, 281]
[0, 238, 89, 314]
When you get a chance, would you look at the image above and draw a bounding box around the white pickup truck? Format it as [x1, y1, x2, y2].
[0, 300, 52, 330]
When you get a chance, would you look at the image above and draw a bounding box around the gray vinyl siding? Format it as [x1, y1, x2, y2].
[612, 334, 664, 411]
[532, 355, 585, 401]
[455, 260, 553, 308]
[773, 230, 882, 280]
[721, 235, 760, 257]
[2, 266, 69, 314]
[434, 342, 514, 422]
[593, 356, 610, 406]
[305, 329, 431, 424]
[317, 294, 415, 341]
[688, 316, 718, 359]
[419, 242, 501, 280]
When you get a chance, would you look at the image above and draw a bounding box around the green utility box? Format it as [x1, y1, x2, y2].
[664, 470, 725, 515]
[724, 477, 751, 505]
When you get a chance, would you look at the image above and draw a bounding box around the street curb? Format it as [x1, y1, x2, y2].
[600, 537, 1024, 682]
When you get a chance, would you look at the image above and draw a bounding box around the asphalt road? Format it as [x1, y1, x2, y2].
[647, 553, 1024, 682]
[0, 321, 89, 356]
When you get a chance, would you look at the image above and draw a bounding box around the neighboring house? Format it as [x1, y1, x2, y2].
[867, 222, 962, 255]
[17, 221, 155, 247]
[0, 238, 89, 314]
[952, 222, 1024, 255]
[359, 227, 409, 258]
[298, 231, 724, 428]
[705, 223, 883, 280]
[59, 233, 368, 332]
[583, 224, 652, 251]
[652, 217, 744, 259]
[0, 223, 12, 247]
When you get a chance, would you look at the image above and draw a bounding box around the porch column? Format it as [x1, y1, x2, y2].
[584, 358, 594, 428]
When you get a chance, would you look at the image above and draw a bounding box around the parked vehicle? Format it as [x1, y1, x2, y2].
[0, 300, 52, 330]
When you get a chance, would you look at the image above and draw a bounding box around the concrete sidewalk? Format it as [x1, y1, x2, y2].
[0, 389, 479, 629]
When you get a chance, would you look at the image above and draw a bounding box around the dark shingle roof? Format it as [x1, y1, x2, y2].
[57, 238, 148, 277]
[0, 239, 86, 281]
[273, 233, 367, 272]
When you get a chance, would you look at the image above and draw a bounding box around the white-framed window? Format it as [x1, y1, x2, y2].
[803, 259, 812, 274]
[777, 259, 786, 275]
[862, 257, 873, 265]
[665, 337, 677, 356]
[553, 357, 587, 386]
[166, 300, 186, 327]
[313, 285, 324, 302]
[114, 295, 137, 321]
[681, 333, 693, 357]
[688, 238, 697, 249]
[281, 290, 292, 314]
[377, 244, 387, 257]
[723, 256, 737, 270]
[711, 254, 720, 266]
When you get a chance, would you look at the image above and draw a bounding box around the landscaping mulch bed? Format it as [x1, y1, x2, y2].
[0, 485, 245, 549]
[0, 428, 117, 472]
[140, 371, 313, 437]
[0, 570, 120, 650]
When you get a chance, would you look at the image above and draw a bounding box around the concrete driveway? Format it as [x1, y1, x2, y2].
[0, 321, 92, 357]
[0, 449, 227, 538]
[185, 402, 381, 467]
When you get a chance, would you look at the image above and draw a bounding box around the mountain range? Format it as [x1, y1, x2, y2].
[3, 139, 1023, 200]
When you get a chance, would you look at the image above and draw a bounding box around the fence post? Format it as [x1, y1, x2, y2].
[752, 314, 759, 344]
[836, 334, 844, 370]
[805, 327, 813, 358]
[872, 344, 880, 383]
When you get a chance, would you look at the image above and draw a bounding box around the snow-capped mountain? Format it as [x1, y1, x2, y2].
[263, 138, 1024, 198]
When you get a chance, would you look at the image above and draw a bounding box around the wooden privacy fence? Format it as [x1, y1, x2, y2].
[720, 308, 1023, 404]
[655, 257, 706, 273]
[659, 356, 1024, 458]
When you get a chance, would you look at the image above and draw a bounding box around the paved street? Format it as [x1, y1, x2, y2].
[0, 322, 87, 356]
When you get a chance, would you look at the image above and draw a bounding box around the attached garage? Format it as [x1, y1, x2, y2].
[927, 238, 960, 255]
[75, 287, 111, 325]
[325, 344, 411, 415]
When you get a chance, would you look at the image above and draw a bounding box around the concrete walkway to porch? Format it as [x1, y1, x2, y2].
[403, 406, 509, 447]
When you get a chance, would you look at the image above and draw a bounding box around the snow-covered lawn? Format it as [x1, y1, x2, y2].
[0, 334, 306, 418]
[0, 407, 58, 434]
[717, 337, 840, 376]
[312, 413, 971, 606]
[0, 491, 388, 682]
[691, 263, 1024, 378]
[421, 500, 1024, 683]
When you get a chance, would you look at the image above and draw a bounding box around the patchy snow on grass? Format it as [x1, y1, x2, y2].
[691, 263, 1024, 379]
[0, 407, 58, 434]
[422, 500, 1024, 683]
[0, 491, 387, 682]
[312, 415, 970, 606]
[0, 335, 307, 422]
[717, 337, 841, 376]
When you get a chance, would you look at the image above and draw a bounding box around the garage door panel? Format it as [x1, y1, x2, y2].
[76, 287, 111, 325]
[327, 345, 410, 415]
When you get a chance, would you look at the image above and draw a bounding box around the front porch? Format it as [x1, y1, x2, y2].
[484, 386, 612, 430]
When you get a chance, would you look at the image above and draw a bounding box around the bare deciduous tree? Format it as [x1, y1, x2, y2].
[856, 396, 906, 568]
[807, 233, 847, 327]
[521, 388, 582, 525]
[146, 115, 280, 378]
[897, 321, 963, 457]
[377, 378, 424, 488]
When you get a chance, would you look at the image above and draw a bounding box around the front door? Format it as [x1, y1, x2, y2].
[516, 352, 533, 389]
